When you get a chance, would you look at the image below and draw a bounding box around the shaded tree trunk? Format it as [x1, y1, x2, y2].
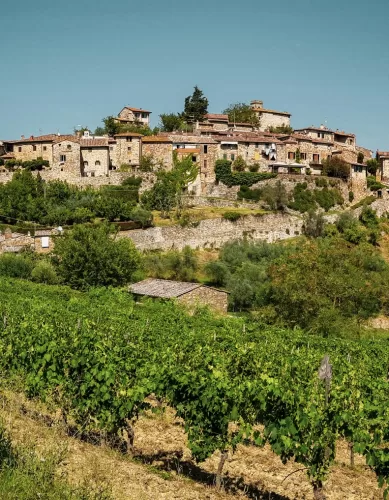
[348, 441, 355, 467]
[126, 423, 135, 457]
[215, 450, 228, 489]
[313, 481, 326, 500]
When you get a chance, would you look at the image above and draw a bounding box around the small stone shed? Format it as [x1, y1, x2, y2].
[129, 278, 228, 314]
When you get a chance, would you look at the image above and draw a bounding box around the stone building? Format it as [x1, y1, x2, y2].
[378, 151, 389, 182]
[5, 134, 57, 163]
[115, 106, 151, 127]
[111, 132, 142, 170]
[250, 100, 291, 131]
[129, 278, 228, 314]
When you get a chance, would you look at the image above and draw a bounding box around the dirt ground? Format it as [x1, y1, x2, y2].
[0, 390, 384, 500]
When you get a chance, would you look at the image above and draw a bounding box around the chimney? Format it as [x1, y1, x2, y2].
[21, 135, 25, 139]
[30, 135, 34, 139]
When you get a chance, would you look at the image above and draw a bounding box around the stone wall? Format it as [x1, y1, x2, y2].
[11, 141, 53, 163]
[178, 286, 228, 314]
[258, 111, 291, 131]
[142, 142, 173, 169]
[119, 213, 303, 251]
[112, 137, 141, 168]
[52, 139, 81, 176]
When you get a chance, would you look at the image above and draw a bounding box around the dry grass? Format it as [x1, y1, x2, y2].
[152, 208, 268, 227]
[0, 389, 384, 500]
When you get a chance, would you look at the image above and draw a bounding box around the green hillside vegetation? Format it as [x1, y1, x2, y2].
[0, 171, 151, 227]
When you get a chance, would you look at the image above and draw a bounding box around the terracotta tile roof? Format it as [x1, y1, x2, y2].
[378, 151, 389, 158]
[142, 136, 173, 143]
[114, 132, 143, 137]
[10, 134, 58, 144]
[80, 138, 108, 147]
[334, 130, 355, 137]
[311, 138, 334, 145]
[53, 135, 79, 144]
[123, 107, 151, 114]
[252, 107, 291, 116]
[228, 122, 254, 127]
[205, 113, 229, 121]
[168, 134, 217, 144]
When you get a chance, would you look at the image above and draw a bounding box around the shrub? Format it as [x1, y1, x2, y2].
[0, 254, 33, 279]
[359, 205, 379, 229]
[248, 163, 260, 172]
[223, 211, 241, 221]
[315, 178, 328, 188]
[303, 210, 325, 238]
[367, 176, 384, 191]
[322, 157, 350, 179]
[31, 261, 59, 284]
[348, 191, 354, 202]
[288, 183, 316, 212]
[357, 152, 364, 164]
[232, 155, 246, 172]
[204, 260, 230, 286]
[215, 160, 276, 187]
[261, 181, 288, 210]
[237, 185, 262, 202]
[128, 207, 153, 228]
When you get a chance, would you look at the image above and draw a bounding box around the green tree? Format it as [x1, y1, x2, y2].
[232, 155, 246, 172]
[366, 158, 379, 175]
[53, 224, 141, 290]
[357, 152, 364, 164]
[94, 126, 106, 136]
[223, 102, 260, 126]
[102, 116, 121, 136]
[159, 113, 184, 132]
[267, 124, 294, 134]
[322, 157, 350, 179]
[183, 86, 208, 123]
[262, 180, 288, 210]
[303, 210, 325, 238]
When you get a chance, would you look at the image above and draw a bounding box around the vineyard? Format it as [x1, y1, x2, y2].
[1, 278, 389, 499]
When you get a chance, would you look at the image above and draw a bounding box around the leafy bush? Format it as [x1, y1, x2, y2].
[128, 207, 153, 228]
[288, 183, 316, 212]
[349, 191, 354, 202]
[315, 178, 328, 188]
[232, 156, 247, 172]
[314, 187, 343, 211]
[322, 157, 350, 179]
[261, 181, 288, 210]
[248, 163, 260, 172]
[0, 254, 33, 279]
[367, 176, 384, 191]
[237, 185, 262, 201]
[144, 246, 198, 282]
[223, 211, 241, 221]
[215, 160, 276, 187]
[31, 261, 59, 284]
[303, 210, 325, 238]
[359, 205, 379, 229]
[53, 224, 141, 290]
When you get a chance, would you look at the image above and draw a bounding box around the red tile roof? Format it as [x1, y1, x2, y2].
[114, 132, 143, 137]
[251, 107, 291, 116]
[378, 151, 389, 158]
[205, 113, 229, 121]
[142, 136, 172, 143]
[123, 107, 151, 114]
[80, 138, 108, 147]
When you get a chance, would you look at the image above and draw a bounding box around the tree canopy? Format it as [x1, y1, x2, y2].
[183, 86, 208, 123]
[222, 102, 260, 126]
[53, 223, 141, 290]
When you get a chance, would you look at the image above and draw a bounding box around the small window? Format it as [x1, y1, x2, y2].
[203, 145, 208, 154]
[18, 147, 22, 152]
[230, 154, 235, 161]
[192, 156, 197, 162]
[127, 137, 132, 142]
[91, 172, 95, 177]
[67, 145, 72, 150]
[141, 113, 148, 119]
[288, 152, 295, 160]
[60, 168, 64, 171]
[204, 159, 207, 170]
[128, 147, 132, 152]
[84, 161, 88, 167]
[88, 148, 92, 153]
[43, 146, 47, 151]
[95, 160, 101, 166]
[313, 154, 320, 163]
[109, 146, 113, 151]
[60, 155, 66, 162]
[300, 152, 307, 160]
[33, 145, 37, 151]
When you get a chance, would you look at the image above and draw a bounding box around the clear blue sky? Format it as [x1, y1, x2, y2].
[1, 0, 388, 151]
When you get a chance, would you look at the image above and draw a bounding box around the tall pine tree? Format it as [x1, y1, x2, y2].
[183, 86, 208, 123]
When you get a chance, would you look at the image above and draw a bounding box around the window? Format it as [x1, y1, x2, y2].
[128, 147, 132, 152]
[18, 147, 22, 152]
[95, 160, 101, 166]
[43, 146, 47, 151]
[192, 156, 197, 162]
[204, 159, 207, 170]
[33, 145, 37, 151]
[91, 172, 95, 177]
[109, 146, 113, 151]
[60, 155, 66, 162]
[203, 145, 208, 154]
[231, 154, 235, 161]
[84, 161, 88, 167]
[300, 152, 307, 160]
[313, 154, 320, 163]
[141, 113, 148, 119]
[127, 137, 132, 142]
[288, 152, 295, 160]
[88, 149, 92, 153]
[67, 145, 72, 150]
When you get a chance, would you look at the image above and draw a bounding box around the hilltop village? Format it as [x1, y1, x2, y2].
[0, 98, 384, 196]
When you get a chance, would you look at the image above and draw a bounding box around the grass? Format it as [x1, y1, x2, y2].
[152, 207, 269, 227]
[350, 195, 376, 209]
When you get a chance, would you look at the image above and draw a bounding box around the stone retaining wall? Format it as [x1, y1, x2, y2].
[119, 213, 303, 251]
